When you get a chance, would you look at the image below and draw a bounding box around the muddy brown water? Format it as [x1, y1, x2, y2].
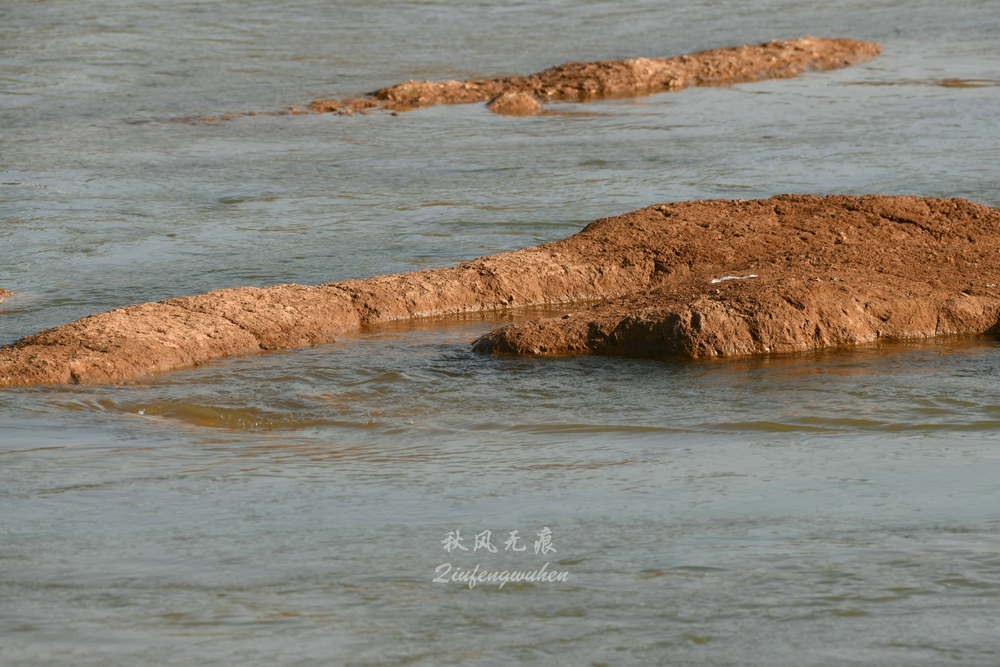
[2, 1, 1000, 665]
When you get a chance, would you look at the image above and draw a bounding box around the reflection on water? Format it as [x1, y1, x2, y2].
[839, 77, 1000, 87]
[3, 0, 1000, 664]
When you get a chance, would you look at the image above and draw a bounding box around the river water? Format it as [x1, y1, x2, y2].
[2, 1, 1000, 665]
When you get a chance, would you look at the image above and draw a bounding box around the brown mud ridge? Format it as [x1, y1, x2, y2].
[185, 37, 878, 121]
[475, 196, 1000, 358]
[3, 195, 1000, 389]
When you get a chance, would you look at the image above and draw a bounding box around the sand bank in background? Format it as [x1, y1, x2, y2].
[362, 37, 878, 114]
[3, 195, 999, 388]
[185, 37, 878, 121]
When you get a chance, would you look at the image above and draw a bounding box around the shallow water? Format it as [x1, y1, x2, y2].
[3, 1, 1000, 665]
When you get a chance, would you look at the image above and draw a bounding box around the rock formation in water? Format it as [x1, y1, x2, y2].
[485, 91, 545, 116]
[2, 195, 999, 388]
[186, 37, 879, 121]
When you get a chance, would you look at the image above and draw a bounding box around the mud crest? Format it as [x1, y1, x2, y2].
[3, 196, 1000, 388]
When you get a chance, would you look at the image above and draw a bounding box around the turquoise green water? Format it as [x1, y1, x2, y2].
[2, 1, 1000, 664]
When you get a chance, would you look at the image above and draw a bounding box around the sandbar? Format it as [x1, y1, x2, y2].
[2, 195, 998, 388]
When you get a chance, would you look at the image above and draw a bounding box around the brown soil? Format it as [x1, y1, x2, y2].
[2, 195, 998, 388]
[475, 196, 1000, 358]
[181, 37, 878, 122]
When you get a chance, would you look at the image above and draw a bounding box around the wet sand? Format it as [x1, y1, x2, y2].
[2, 195, 999, 388]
